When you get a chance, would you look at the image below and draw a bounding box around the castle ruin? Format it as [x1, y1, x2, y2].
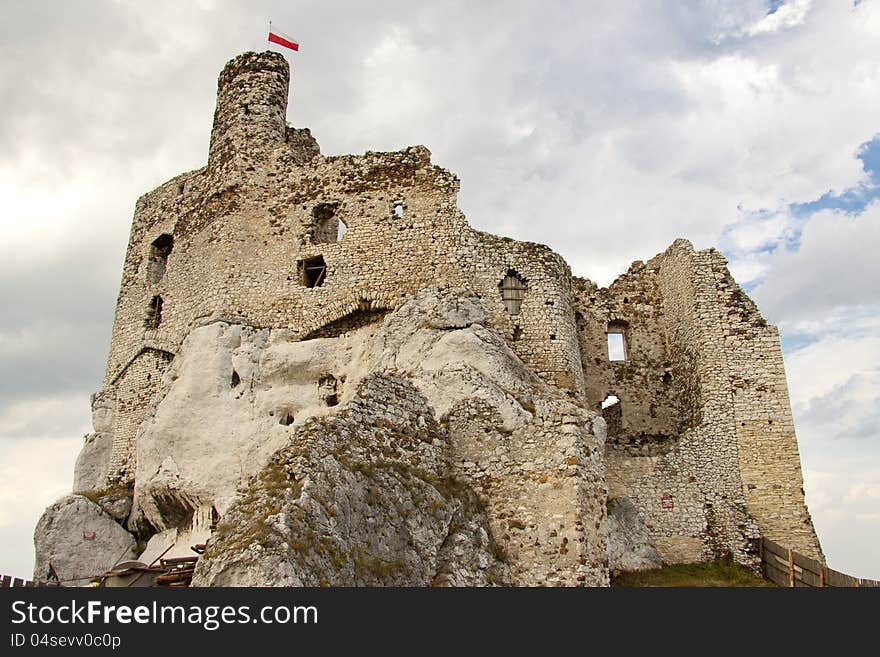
[36, 51, 822, 586]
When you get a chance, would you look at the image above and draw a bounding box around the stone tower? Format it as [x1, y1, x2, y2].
[208, 51, 290, 174]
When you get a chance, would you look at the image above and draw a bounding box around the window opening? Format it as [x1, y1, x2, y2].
[147, 234, 173, 284]
[607, 333, 625, 361]
[601, 394, 622, 438]
[145, 296, 163, 329]
[300, 255, 327, 288]
[312, 203, 341, 244]
[499, 270, 526, 315]
[606, 321, 628, 361]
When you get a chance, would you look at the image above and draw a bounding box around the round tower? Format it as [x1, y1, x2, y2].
[208, 51, 290, 172]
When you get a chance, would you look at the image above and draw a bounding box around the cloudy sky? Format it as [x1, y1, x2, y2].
[1, 0, 878, 580]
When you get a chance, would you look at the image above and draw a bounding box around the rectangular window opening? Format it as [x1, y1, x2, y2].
[607, 332, 626, 361]
[300, 255, 327, 288]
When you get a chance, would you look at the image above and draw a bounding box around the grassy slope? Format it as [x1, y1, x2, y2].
[611, 558, 775, 587]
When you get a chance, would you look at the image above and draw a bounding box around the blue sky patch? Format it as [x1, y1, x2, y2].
[858, 133, 880, 182]
[790, 135, 880, 217]
[781, 332, 820, 355]
[720, 134, 880, 289]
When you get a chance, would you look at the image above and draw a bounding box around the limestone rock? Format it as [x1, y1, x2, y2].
[94, 287, 603, 585]
[137, 505, 213, 565]
[193, 374, 510, 587]
[131, 323, 280, 533]
[432, 494, 506, 586]
[133, 288, 544, 533]
[606, 497, 662, 573]
[424, 289, 488, 329]
[33, 495, 137, 586]
[73, 390, 115, 492]
[92, 491, 133, 524]
[73, 432, 112, 493]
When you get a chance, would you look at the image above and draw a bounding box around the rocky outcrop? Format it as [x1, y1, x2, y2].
[47, 287, 608, 586]
[188, 289, 607, 585]
[89, 490, 133, 524]
[606, 497, 662, 573]
[33, 495, 137, 586]
[73, 390, 114, 492]
[193, 375, 510, 586]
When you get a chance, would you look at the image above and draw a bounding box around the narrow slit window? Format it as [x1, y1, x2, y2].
[145, 295, 163, 329]
[499, 270, 526, 315]
[607, 332, 626, 361]
[300, 255, 327, 288]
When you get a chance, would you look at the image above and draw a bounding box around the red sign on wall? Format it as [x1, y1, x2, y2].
[661, 494, 674, 509]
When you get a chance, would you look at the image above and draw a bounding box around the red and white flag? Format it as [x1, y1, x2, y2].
[268, 24, 299, 52]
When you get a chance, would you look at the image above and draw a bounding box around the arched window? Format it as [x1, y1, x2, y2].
[499, 270, 526, 315]
[311, 203, 342, 244]
[146, 234, 173, 284]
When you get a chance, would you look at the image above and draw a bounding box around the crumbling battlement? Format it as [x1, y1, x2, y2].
[576, 240, 821, 562]
[64, 50, 821, 585]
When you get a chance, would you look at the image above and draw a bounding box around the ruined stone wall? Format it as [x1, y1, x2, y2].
[468, 232, 584, 395]
[105, 154, 582, 395]
[100, 52, 584, 482]
[573, 262, 686, 445]
[446, 396, 607, 586]
[583, 240, 819, 565]
[87, 50, 820, 578]
[650, 242, 760, 563]
[108, 348, 174, 482]
[706, 255, 823, 560]
[582, 241, 757, 563]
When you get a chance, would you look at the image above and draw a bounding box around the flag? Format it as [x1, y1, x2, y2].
[268, 25, 299, 52]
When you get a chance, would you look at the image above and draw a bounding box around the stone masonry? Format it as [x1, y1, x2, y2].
[46, 50, 822, 586]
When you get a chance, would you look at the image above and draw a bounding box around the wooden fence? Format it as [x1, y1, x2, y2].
[761, 538, 880, 587]
[0, 574, 36, 587]
[6, 544, 878, 588]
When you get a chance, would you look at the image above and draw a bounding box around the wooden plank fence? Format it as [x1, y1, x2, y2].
[6, 543, 877, 588]
[0, 574, 36, 588]
[761, 538, 880, 588]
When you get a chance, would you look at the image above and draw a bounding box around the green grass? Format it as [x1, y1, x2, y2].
[75, 486, 132, 504]
[611, 558, 774, 587]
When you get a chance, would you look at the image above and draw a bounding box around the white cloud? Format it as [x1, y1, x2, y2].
[843, 481, 880, 507]
[745, 0, 812, 36]
[1, 0, 879, 580]
[802, 460, 880, 579]
[0, 435, 81, 579]
[750, 202, 880, 325]
[0, 394, 90, 442]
